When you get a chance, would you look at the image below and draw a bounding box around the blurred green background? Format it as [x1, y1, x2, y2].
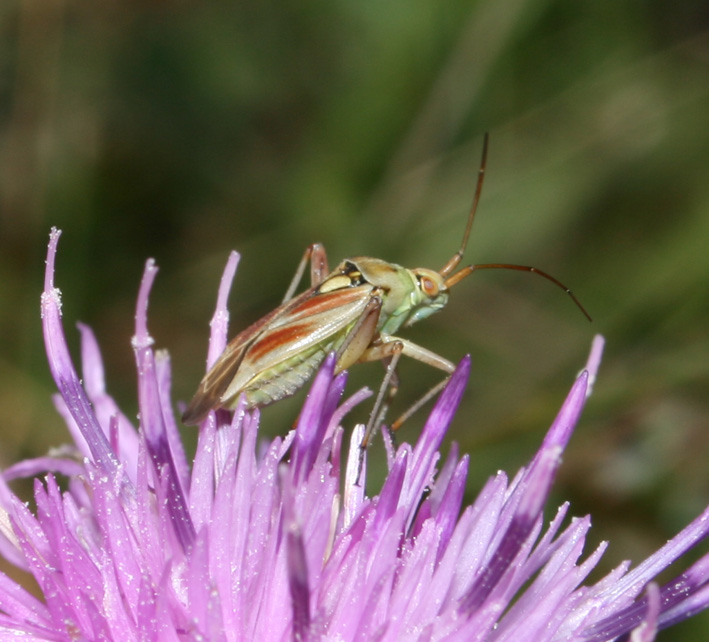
[1, 0, 708, 637]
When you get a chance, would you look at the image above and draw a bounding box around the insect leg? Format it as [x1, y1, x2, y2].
[380, 356, 401, 410]
[358, 336, 456, 444]
[361, 335, 456, 374]
[389, 377, 450, 432]
[281, 243, 330, 303]
[354, 339, 404, 485]
[359, 340, 405, 448]
[333, 290, 383, 373]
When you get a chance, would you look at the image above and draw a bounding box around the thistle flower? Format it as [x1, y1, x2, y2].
[0, 229, 707, 641]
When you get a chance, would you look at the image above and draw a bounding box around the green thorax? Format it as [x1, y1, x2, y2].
[338, 257, 449, 335]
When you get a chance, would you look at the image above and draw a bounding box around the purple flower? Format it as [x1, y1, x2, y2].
[0, 228, 707, 640]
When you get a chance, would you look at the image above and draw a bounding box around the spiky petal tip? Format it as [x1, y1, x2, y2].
[0, 232, 707, 641]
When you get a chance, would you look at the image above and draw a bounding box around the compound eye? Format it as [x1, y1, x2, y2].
[418, 275, 439, 298]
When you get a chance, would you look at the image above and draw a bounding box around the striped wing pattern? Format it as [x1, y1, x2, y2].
[182, 283, 374, 423]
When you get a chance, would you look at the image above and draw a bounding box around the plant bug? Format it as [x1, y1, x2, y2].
[182, 134, 590, 451]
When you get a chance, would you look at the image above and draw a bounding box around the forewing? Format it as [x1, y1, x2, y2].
[221, 284, 374, 401]
[182, 283, 374, 423]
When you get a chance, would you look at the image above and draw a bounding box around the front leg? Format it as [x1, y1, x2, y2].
[362, 334, 456, 374]
[358, 335, 456, 448]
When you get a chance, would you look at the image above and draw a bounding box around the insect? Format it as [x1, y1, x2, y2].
[182, 134, 590, 448]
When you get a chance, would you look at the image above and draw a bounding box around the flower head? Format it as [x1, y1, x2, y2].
[0, 228, 707, 640]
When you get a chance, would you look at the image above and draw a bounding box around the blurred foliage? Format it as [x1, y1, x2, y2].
[1, 0, 709, 637]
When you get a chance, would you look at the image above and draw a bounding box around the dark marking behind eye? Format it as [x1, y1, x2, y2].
[342, 261, 366, 286]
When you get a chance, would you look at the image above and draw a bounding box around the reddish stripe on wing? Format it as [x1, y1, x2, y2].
[247, 321, 317, 362]
[287, 287, 365, 320]
[247, 288, 368, 362]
